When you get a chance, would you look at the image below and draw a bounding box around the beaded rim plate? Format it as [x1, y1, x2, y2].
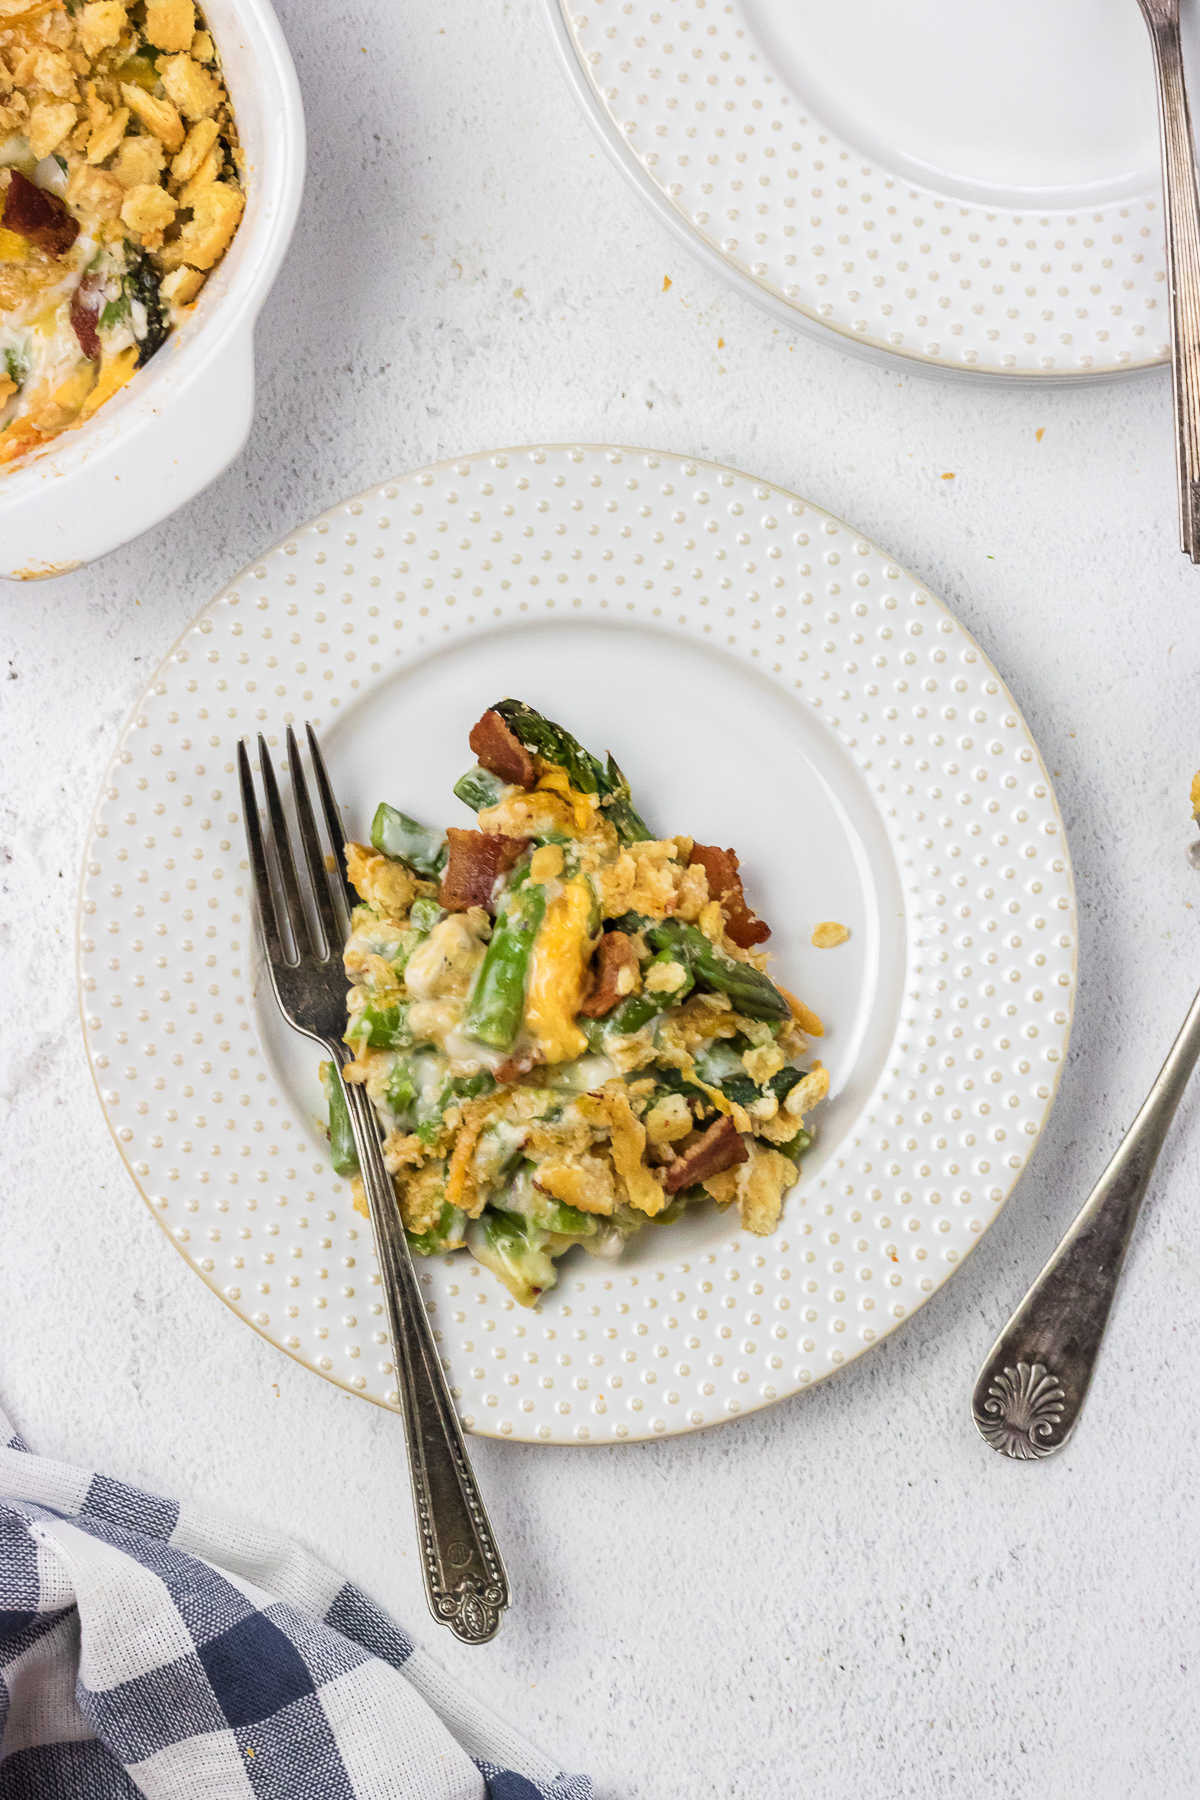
[77, 445, 1076, 1443]
[544, 0, 1173, 379]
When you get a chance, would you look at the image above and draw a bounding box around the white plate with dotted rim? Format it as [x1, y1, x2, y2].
[77, 444, 1076, 1443]
[544, 0, 1188, 379]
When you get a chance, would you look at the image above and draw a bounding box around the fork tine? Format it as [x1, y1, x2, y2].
[256, 732, 311, 957]
[287, 725, 342, 958]
[305, 723, 356, 919]
[237, 740, 285, 966]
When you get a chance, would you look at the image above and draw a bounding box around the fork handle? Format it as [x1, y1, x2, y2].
[972, 982, 1200, 1459]
[337, 1064, 509, 1642]
[1143, 10, 1200, 559]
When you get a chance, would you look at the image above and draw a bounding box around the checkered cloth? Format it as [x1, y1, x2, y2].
[0, 1408, 589, 1799]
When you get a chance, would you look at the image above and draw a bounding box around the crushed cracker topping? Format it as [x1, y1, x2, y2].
[0, 0, 242, 464]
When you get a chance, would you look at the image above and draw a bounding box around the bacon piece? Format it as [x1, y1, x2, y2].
[2, 170, 79, 258]
[579, 930, 638, 1018]
[438, 828, 529, 912]
[468, 708, 537, 788]
[688, 842, 770, 948]
[69, 275, 103, 361]
[663, 1114, 748, 1195]
[495, 1049, 539, 1084]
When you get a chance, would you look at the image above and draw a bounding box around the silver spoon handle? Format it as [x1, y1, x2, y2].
[972, 983, 1200, 1459]
[339, 1068, 509, 1640]
[1142, 7, 1200, 558]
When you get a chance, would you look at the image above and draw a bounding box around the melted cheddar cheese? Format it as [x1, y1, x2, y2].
[524, 876, 594, 1063]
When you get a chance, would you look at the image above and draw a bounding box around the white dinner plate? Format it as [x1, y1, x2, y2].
[77, 445, 1076, 1442]
[545, 0, 1191, 378]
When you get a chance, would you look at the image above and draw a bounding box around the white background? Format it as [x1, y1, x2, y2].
[2, 3, 1199, 1795]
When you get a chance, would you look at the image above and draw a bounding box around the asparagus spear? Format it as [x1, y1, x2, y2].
[344, 1000, 412, 1049]
[604, 948, 694, 1036]
[492, 699, 602, 793]
[489, 699, 651, 843]
[765, 1066, 806, 1104]
[370, 803, 447, 876]
[407, 1199, 468, 1255]
[498, 1160, 598, 1239]
[777, 1126, 813, 1163]
[536, 1198, 599, 1237]
[614, 914, 791, 1021]
[601, 751, 650, 846]
[414, 1070, 496, 1148]
[694, 1040, 808, 1109]
[409, 895, 444, 933]
[463, 875, 547, 1049]
[319, 1062, 359, 1176]
[453, 765, 508, 813]
[641, 1065, 713, 1110]
[386, 1056, 419, 1124]
[467, 1211, 558, 1307]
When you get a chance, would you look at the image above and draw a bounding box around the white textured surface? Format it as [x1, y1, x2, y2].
[1, 0, 1198, 1792]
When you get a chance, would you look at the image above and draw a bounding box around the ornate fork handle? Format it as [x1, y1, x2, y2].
[973, 983, 1200, 1459]
[338, 1063, 509, 1640]
[1138, 0, 1200, 559]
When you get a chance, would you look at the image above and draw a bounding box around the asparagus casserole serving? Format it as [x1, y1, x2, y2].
[0, 0, 243, 465]
[325, 701, 830, 1306]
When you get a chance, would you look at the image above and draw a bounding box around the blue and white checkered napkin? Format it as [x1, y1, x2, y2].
[0, 1409, 589, 1799]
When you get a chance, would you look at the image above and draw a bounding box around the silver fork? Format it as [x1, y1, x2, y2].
[973, 826, 1200, 1459]
[238, 724, 509, 1642]
[972, 983, 1200, 1458]
[1136, 0, 1200, 560]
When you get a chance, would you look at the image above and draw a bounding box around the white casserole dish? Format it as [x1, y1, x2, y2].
[0, 0, 304, 580]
